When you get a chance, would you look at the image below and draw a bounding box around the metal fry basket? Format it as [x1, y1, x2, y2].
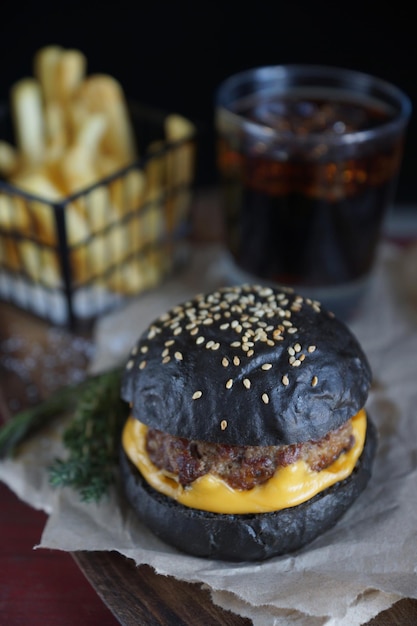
[0, 103, 196, 328]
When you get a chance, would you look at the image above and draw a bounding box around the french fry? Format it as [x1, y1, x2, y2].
[0, 140, 20, 177]
[18, 241, 60, 287]
[0, 193, 31, 234]
[165, 113, 196, 185]
[165, 113, 195, 146]
[106, 249, 167, 295]
[0, 237, 20, 271]
[10, 171, 62, 244]
[75, 74, 137, 166]
[43, 101, 68, 161]
[74, 111, 107, 152]
[10, 78, 45, 168]
[76, 184, 114, 234]
[33, 45, 63, 103]
[59, 113, 107, 191]
[108, 168, 146, 215]
[164, 113, 195, 231]
[55, 48, 87, 103]
[65, 201, 91, 245]
[11, 171, 89, 246]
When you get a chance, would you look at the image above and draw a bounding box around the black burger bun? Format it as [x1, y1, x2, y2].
[119, 417, 377, 561]
[121, 284, 372, 446]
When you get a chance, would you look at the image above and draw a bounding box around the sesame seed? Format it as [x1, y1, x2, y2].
[131, 346, 138, 355]
[140, 346, 148, 353]
[231, 341, 241, 348]
[162, 348, 169, 357]
[243, 378, 251, 389]
[139, 361, 146, 369]
[294, 343, 301, 352]
[259, 287, 273, 296]
[196, 336, 205, 345]
[282, 374, 289, 386]
[174, 351, 183, 360]
[262, 393, 270, 404]
[226, 378, 233, 389]
[288, 347, 295, 356]
[162, 356, 170, 364]
[192, 391, 203, 400]
[164, 340, 174, 347]
[221, 420, 228, 430]
[308, 345, 316, 353]
[262, 363, 273, 370]
[220, 323, 229, 330]
[206, 340, 214, 349]
[311, 376, 318, 387]
[126, 359, 134, 369]
[233, 356, 240, 365]
[222, 357, 229, 367]
[292, 359, 301, 367]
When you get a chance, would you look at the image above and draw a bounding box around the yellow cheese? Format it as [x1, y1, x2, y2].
[122, 409, 367, 514]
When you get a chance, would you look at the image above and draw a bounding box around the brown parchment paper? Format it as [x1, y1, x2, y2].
[1, 242, 417, 626]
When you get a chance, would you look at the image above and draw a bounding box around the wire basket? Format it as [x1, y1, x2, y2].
[0, 102, 196, 329]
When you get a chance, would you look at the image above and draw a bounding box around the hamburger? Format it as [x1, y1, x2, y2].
[120, 284, 377, 561]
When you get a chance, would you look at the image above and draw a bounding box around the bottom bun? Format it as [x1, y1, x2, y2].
[119, 418, 377, 562]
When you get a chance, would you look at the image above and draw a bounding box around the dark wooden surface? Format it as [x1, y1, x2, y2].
[1, 194, 417, 625]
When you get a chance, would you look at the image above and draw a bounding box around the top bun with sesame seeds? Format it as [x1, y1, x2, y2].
[119, 284, 377, 561]
[121, 284, 371, 446]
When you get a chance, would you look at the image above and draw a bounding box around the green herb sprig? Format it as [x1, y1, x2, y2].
[0, 385, 78, 459]
[0, 367, 129, 503]
[48, 368, 128, 502]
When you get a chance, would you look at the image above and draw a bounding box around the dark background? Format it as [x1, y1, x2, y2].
[1, 2, 415, 206]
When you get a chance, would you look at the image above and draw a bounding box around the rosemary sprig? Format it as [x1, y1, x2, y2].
[0, 367, 129, 503]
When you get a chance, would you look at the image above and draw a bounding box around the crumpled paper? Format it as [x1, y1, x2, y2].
[1, 241, 417, 626]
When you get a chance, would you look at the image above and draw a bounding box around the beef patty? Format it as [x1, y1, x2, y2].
[145, 418, 355, 491]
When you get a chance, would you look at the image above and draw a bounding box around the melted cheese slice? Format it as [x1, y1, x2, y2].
[122, 409, 367, 514]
